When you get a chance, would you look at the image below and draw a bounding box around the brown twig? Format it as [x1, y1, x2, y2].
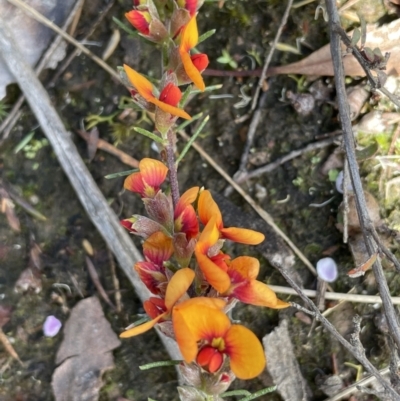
[269, 285, 400, 304]
[0, 0, 86, 143]
[0, 178, 47, 221]
[235, 135, 340, 184]
[250, 0, 294, 112]
[0, 329, 23, 366]
[48, 0, 116, 87]
[107, 247, 122, 313]
[85, 256, 116, 310]
[4, 0, 120, 81]
[76, 129, 139, 168]
[332, 22, 400, 109]
[325, 0, 400, 351]
[234, 0, 294, 180]
[277, 263, 400, 400]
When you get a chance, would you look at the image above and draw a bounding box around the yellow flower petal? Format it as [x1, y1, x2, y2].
[179, 16, 205, 91]
[195, 250, 231, 293]
[197, 216, 220, 248]
[179, 51, 205, 91]
[120, 312, 166, 338]
[124, 65, 191, 119]
[173, 302, 230, 362]
[225, 325, 266, 380]
[179, 16, 198, 52]
[151, 96, 191, 120]
[123, 64, 154, 100]
[197, 190, 223, 228]
[221, 227, 265, 245]
[164, 268, 195, 310]
[229, 256, 259, 280]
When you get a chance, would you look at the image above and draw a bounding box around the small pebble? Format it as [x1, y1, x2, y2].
[43, 315, 62, 337]
[316, 257, 338, 282]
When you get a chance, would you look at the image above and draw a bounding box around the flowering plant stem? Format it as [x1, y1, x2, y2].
[166, 128, 180, 208]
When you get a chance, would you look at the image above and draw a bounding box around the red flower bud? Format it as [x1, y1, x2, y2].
[197, 346, 224, 373]
[125, 10, 151, 35]
[191, 53, 209, 72]
[159, 83, 182, 107]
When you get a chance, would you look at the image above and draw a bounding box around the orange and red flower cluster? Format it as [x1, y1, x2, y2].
[121, 158, 289, 382]
[122, 0, 209, 134]
[119, 1, 289, 395]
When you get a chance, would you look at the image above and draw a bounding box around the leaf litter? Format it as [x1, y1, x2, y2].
[52, 296, 121, 401]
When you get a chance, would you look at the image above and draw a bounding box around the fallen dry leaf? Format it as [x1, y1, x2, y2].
[263, 319, 312, 401]
[14, 241, 43, 294]
[268, 19, 400, 77]
[0, 188, 20, 232]
[52, 296, 120, 401]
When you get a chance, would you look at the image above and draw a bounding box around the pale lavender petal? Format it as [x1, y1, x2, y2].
[316, 257, 338, 283]
[43, 315, 62, 337]
[335, 171, 353, 194]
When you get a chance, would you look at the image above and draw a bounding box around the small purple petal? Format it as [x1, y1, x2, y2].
[316, 257, 338, 283]
[335, 171, 353, 194]
[43, 315, 62, 337]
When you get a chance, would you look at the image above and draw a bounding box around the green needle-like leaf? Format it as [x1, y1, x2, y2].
[139, 360, 182, 370]
[105, 169, 138, 179]
[134, 127, 166, 144]
[176, 115, 209, 165]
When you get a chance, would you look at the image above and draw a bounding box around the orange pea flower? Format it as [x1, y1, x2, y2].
[126, 9, 152, 35]
[179, 16, 209, 91]
[173, 187, 200, 266]
[124, 158, 168, 198]
[135, 231, 173, 295]
[226, 256, 290, 308]
[195, 217, 231, 293]
[123, 65, 191, 120]
[173, 300, 266, 379]
[120, 268, 195, 338]
[198, 190, 265, 245]
[174, 186, 200, 240]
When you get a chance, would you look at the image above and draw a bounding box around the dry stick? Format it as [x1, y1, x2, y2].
[278, 265, 400, 400]
[5, 0, 120, 81]
[236, 0, 293, 176]
[177, 130, 333, 290]
[48, 0, 116, 87]
[269, 285, 400, 305]
[76, 130, 139, 168]
[107, 247, 122, 313]
[0, 0, 115, 141]
[0, 0, 86, 142]
[0, 18, 181, 361]
[325, 0, 400, 351]
[250, 0, 294, 112]
[332, 22, 400, 109]
[324, 365, 392, 401]
[235, 135, 339, 183]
